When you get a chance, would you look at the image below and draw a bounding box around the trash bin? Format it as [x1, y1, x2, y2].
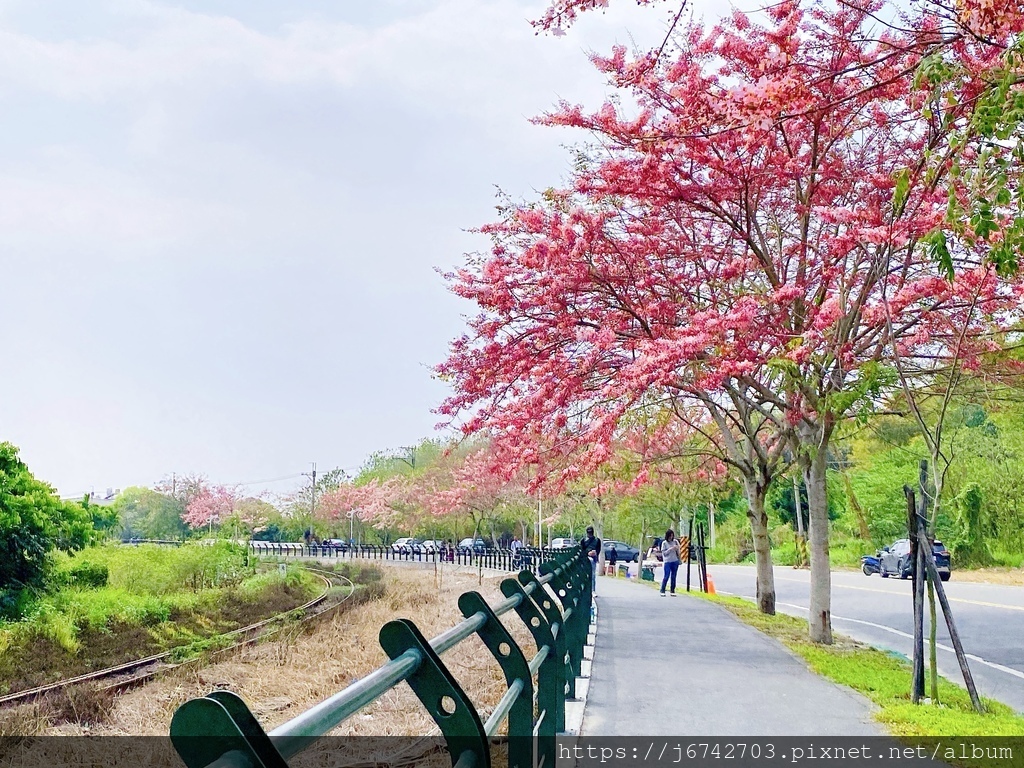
[641, 566, 655, 582]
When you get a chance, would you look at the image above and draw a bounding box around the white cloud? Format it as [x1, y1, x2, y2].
[0, 0, 728, 495]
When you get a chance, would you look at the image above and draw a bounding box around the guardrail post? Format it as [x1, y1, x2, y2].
[518, 570, 576, 701]
[379, 619, 490, 768]
[458, 592, 533, 768]
[540, 556, 587, 684]
[171, 690, 285, 768]
[500, 577, 565, 748]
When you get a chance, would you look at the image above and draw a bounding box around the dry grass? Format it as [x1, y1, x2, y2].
[838, 565, 1024, 586]
[15, 564, 534, 738]
[944, 567, 1024, 586]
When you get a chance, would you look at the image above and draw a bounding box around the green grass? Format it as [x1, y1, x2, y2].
[0, 544, 323, 695]
[989, 550, 1024, 569]
[2, 542, 270, 652]
[707, 594, 1024, 737]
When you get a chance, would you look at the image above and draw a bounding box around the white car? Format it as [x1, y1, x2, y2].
[392, 537, 418, 551]
[415, 540, 440, 554]
[549, 538, 576, 549]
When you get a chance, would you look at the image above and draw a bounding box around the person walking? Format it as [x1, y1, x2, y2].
[510, 535, 523, 568]
[581, 526, 601, 594]
[660, 529, 681, 596]
[607, 544, 618, 576]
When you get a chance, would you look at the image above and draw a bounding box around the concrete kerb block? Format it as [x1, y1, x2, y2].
[562, 597, 598, 737]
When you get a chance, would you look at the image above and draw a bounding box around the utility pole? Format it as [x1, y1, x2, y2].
[537, 490, 543, 547]
[303, 463, 317, 518]
[395, 446, 417, 469]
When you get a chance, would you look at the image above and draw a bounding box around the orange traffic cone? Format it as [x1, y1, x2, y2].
[706, 573, 717, 595]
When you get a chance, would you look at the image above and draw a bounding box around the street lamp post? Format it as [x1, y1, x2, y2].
[537, 490, 543, 548]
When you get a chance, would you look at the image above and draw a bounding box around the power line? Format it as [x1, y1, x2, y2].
[63, 462, 368, 501]
[231, 473, 305, 487]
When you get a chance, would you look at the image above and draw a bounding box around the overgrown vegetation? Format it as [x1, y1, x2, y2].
[0, 542, 319, 695]
[0, 442, 97, 619]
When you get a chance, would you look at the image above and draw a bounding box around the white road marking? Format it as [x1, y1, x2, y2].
[719, 592, 1024, 682]
[766, 574, 1024, 611]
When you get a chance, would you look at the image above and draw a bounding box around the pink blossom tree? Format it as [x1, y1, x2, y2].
[412, 444, 533, 545]
[317, 477, 411, 536]
[442, 0, 1024, 642]
[182, 484, 241, 531]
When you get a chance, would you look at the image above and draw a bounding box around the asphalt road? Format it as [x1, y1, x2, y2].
[704, 564, 1024, 715]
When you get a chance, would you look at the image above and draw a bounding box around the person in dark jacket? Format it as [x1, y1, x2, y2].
[581, 526, 601, 593]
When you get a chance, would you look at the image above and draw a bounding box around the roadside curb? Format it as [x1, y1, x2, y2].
[563, 595, 598, 736]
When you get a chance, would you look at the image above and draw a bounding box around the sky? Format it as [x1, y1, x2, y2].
[0, 0, 731, 499]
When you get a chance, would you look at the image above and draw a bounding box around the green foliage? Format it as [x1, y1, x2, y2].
[84, 496, 120, 536]
[822, 362, 897, 423]
[768, 478, 840, 533]
[251, 523, 283, 542]
[110, 486, 188, 541]
[89, 541, 251, 594]
[842, 443, 918, 543]
[354, 439, 446, 485]
[65, 561, 109, 589]
[950, 484, 994, 567]
[926, 37, 1024, 277]
[612, 483, 687, 547]
[0, 544, 314, 662]
[924, 230, 953, 281]
[0, 442, 95, 618]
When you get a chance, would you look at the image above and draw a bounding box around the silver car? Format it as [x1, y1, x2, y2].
[879, 538, 951, 581]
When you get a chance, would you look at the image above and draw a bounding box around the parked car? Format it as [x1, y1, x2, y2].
[415, 539, 441, 554]
[457, 537, 488, 554]
[392, 537, 420, 552]
[549, 537, 577, 550]
[323, 538, 348, 552]
[879, 538, 951, 581]
[603, 540, 640, 563]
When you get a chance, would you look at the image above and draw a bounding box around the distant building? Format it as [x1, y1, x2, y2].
[62, 488, 121, 506]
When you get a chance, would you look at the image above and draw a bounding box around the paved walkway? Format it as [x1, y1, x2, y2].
[581, 576, 886, 736]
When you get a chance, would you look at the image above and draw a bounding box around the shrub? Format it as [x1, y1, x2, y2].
[67, 561, 109, 589]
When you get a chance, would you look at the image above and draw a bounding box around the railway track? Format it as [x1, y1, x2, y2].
[0, 566, 356, 708]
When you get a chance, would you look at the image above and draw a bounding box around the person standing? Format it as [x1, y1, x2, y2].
[607, 544, 618, 576]
[581, 526, 601, 594]
[510, 535, 523, 567]
[660, 529, 681, 596]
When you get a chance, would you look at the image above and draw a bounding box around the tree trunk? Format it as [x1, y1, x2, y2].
[743, 476, 776, 615]
[841, 471, 872, 542]
[472, 514, 483, 586]
[803, 446, 833, 644]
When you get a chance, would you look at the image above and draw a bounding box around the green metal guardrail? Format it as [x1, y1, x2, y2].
[249, 542, 554, 571]
[170, 546, 593, 768]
